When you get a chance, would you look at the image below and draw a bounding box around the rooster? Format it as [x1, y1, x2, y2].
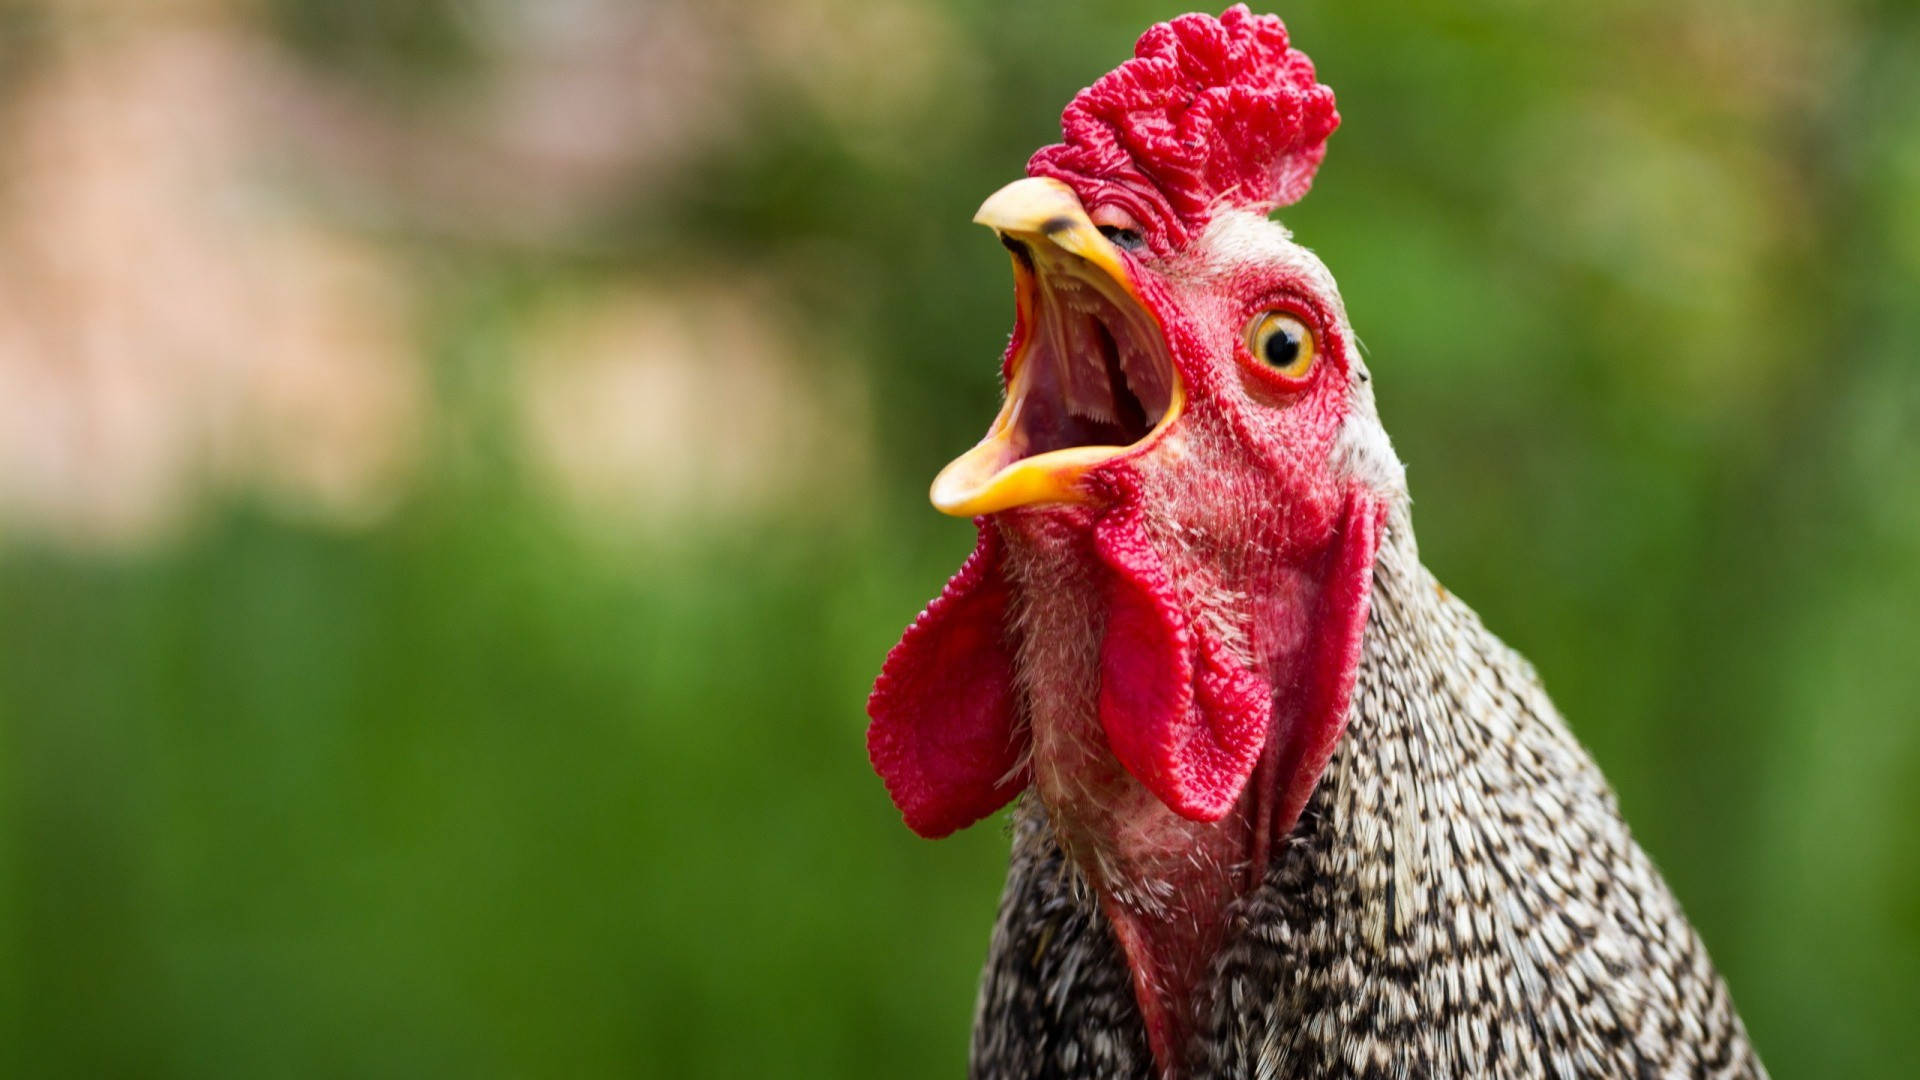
[866, 8, 1766, 1080]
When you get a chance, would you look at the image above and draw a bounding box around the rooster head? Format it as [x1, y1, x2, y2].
[869, 4, 1402, 879]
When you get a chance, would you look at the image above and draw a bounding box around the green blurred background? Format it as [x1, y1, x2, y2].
[0, 0, 1915, 1075]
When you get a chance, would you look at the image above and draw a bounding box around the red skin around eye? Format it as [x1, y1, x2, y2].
[1089, 204, 1146, 236]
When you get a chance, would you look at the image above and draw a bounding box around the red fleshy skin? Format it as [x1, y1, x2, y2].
[1189, 628, 1274, 818]
[1027, 4, 1338, 249]
[1269, 493, 1382, 841]
[866, 525, 1028, 838]
[1094, 505, 1271, 822]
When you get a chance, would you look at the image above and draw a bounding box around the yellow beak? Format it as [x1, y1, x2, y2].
[929, 178, 1184, 517]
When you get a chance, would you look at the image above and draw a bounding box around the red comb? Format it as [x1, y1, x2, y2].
[1026, 5, 1338, 249]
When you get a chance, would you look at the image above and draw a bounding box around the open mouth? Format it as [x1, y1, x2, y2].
[930, 178, 1183, 518]
[1000, 237, 1176, 453]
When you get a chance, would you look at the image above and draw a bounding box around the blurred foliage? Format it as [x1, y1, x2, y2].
[1, 0, 1917, 1077]
[264, 1, 482, 98]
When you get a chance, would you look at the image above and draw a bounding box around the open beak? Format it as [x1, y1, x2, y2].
[929, 177, 1184, 517]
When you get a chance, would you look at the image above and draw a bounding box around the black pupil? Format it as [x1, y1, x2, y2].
[1097, 225, 1146, 252]
[1263, 324, 1302, 367]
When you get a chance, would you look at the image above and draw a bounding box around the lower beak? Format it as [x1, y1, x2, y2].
[930, 178, 1183, 517]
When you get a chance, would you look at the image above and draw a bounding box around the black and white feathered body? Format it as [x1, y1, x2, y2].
[971, 508, 1766, 1080]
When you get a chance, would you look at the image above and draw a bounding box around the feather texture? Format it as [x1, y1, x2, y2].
[971, 506, 1766, 1079]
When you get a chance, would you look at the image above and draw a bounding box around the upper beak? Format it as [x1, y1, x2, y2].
[929, 178, 1184, 517]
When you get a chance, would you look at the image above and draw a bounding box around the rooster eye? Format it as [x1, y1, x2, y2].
[1247, 311, 1316, 379]
[1097, 224, 1146, 252]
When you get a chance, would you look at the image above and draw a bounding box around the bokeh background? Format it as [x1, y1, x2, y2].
[0, 0, 1915, 1075]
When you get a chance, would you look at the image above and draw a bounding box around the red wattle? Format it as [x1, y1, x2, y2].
[1093, 505, 1271, 822]
[1267, 493, 1383, 842]
[866, 525, 1028, 839]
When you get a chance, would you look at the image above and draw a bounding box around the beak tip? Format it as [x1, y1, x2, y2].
[929, 456, 988, 518]
[973, 177, 1081, 232]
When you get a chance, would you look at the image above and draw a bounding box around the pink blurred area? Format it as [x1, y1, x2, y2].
[0, 0, 900, 550]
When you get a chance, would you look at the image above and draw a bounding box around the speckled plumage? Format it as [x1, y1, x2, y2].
[971, 507, 1766, 1079]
